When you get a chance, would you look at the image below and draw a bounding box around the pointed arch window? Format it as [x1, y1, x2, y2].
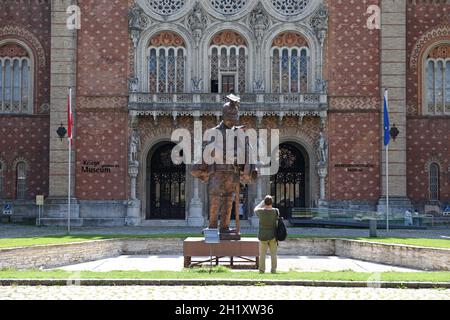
[429, 163, 440, 201]
[16, 162, 27, 200]
[0, 43, 32, 114]
[425, 44, 450, 115]
[209, 31, 247, 94]
[148, 32, 186, 93]
[271, 32, 310, 93]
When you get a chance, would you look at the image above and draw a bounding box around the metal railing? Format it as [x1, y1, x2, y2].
[129, 92, 327, 110]
[289, 208, 435, 227]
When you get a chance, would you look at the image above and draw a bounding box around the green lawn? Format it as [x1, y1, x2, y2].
[0, 234, 202, 249]
[0, 234, 449, 249]
[0, 268, 449, 282]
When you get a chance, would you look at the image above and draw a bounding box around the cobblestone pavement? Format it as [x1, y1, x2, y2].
[58, 255, 419, 272]
[0, 286, 449, 300]
[1, 223, 449, 239]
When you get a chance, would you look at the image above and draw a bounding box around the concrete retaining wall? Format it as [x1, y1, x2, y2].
[0, 239, 122, 270]
[0, 238, 448, 271]
[277, 238, 335, 256]
[335, 239, 450, 271]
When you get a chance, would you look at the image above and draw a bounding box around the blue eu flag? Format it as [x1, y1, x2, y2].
[383, 90, 390, 146]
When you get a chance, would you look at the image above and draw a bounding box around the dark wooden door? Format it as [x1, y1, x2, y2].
[221, 75, 235, 93]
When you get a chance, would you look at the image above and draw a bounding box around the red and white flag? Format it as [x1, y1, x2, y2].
[67, 88, 73, 145]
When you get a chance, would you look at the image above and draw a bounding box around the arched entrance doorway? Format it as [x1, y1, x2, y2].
[270, 143, 308, 218]
[146, 142, 185, 219]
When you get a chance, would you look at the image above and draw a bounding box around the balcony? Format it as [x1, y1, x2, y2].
[128, 92, 328, 118]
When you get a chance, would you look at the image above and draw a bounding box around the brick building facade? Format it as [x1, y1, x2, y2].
[0, 0, 448, 226]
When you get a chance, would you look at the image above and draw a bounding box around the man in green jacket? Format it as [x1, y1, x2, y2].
[254, 195, 279, 274]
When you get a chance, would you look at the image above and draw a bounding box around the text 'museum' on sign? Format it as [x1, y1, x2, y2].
[80, 160, 119, 174]
[334, 164, 375, 172]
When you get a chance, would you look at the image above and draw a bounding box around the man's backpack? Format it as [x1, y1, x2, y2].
[276, 216, 288, 241]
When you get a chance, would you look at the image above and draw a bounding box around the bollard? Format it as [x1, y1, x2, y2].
[369, 219, 377, 238]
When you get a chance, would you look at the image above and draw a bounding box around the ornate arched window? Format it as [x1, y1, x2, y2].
[211, 0, 248, 15]
[148, 32, 186, 93]
[16, 161, 27, 199]
[149, 0, 185, 15]
[429, 163, 440, 201]
[271, 0, 311, 16]
[0, 43, 32, 114]
[271, 32, 310, 93]
[425, 44, 450, 115]
[209, 31, 247, 94]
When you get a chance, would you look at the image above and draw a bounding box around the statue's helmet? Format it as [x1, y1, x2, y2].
[223, 94, 240, 123]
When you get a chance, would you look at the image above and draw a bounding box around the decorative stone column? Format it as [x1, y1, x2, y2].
[188, 111, 205, 227]
[187, 2, 207, 92]
[126, 118, 141, 226]
[317, 162, 328, 208]
[317, 131, 328, 208]
[251, 174, 263, 228]
[126, 160, 141, 226]
[188, 172, 204, 227]
[310, 3, 328, 89]
[250, 3, 269, 93]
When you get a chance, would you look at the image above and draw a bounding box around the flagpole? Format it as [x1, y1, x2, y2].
[384, 89, 389, 232]
[68, 87, 72, 234]
[386, 143, 389, 232]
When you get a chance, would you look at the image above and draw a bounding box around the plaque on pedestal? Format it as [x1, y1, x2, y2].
[203, 228, 219, 244]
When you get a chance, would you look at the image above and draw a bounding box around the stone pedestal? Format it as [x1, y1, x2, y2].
[188, 177, 205, 227]
[183, 237, 259, 269]
[317, 162, 328, 204]
[188, 198, 204, 227]
[125, 199, 141, 226]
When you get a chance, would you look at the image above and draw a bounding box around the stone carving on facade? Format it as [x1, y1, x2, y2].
[39, 103, 50, 114]
[310, 3, 328, 47]
[150, 32, 185, 47]
[318, 131, 328, 164]
[128, 77, 139, 93]
[127, 128, 141, 224]
[315, 78, 328, 93]
[129, 129, 141, 164]
[249, 3, 270, 44]
[128, 3, 151, 48]
[272, 32, 309, 48]
[211, 30, 247, 46]
[317, 131, 328, 204]
[187, 2, 208, 46]
[253, 77, 265, 93]
[191, 77, 203, 92]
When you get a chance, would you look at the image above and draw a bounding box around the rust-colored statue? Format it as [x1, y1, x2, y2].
[191, 94, 257, 240]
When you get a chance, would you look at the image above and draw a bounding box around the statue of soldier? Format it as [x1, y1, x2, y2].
[318, 131, 327, 164]
[191, 94, 257, 240]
